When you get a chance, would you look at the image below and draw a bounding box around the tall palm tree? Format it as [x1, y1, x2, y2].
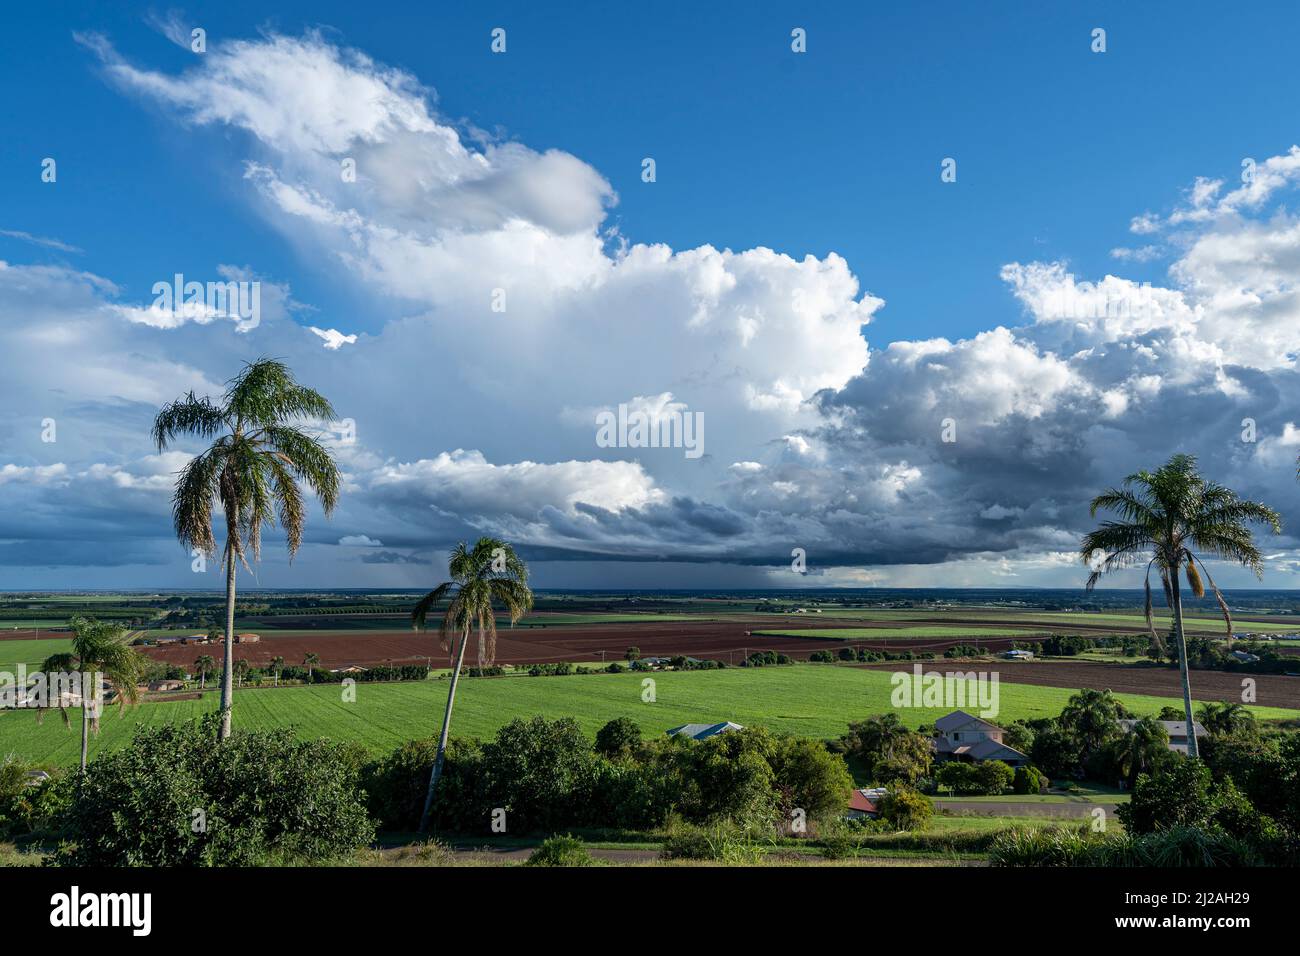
[234, 658, 250, 689]
[303, 652, 320, 683]
[153, 358, 341, 741]
[194, 654, 215, 690]
[1081, 454, 1280, 758]
[412, 538, 533, 832]
[270, 655, 285, 687]
[38, 616, 146, 771]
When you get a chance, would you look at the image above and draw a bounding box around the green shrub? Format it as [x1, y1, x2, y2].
[595, 717, 643, 760]
[482, 717, 601, 833]
[974, 760, 1015, 795]
[878, 785, 933, 831]
[817, 821, 858, 859]
[526, 834, 595, 867]
[1117, 757, 1216, 833]
[0, 757, 70, 839]
[659, 820, 767, 864]
[1012, 765, 1046, 795]
[362, 736, 488, 832]
[990, 825, 1262, 867]
[52, 718, 374, 866]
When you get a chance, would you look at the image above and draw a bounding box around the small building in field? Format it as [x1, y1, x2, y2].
[330, 665, 368, 675]
[1003, 649, 1034, 660]
[147, 679, 186, 693]
[667, 721, 744, 741]
[234, 633, 260, 644]
[931, 710, 1029, 767]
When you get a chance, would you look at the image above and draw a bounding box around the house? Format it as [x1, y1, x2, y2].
[931, 710, 1029, 767]
[330, 665, 368, 675]
[1116, 719, 1207, 755]
[847, 787, 886, 820]
[146, 679, 186, 693]
[1002, 649, 1034, 660]
[234, 633, 260, 644]
[666, 721, 744, 741]
[1230, 649, 1259, 663]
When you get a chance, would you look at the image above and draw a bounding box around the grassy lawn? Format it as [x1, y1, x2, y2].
[926, 814, 1084, 832]
[519, 613, 712, 625]
[5, 663, 1299, 768]
[0, 637, 74, 670]
[935, 793, 1129, 804]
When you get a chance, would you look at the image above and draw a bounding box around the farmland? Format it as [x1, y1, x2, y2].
[5, 662, 1299, 768]
[753, 626, 1048, 640]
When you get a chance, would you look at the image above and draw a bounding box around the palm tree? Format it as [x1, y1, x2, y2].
[194, 654, 216, 690]
[1196, 700, 1255, 737]
[1114, 716, 1169, 789]
[39, 616, 146, 771]
[1081, 454, 1280, 758]
[234, 658, 250, 689]
[270, 655, 285, 687]
[153, 358, 341, 741]
[1060, 688, 1123, 761]
[303, 653, 320, 683]
[412, 538, 533, 832]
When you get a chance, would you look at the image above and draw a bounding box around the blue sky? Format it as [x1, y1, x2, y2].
[3, 2, 1300, 589]
[11, 1, 1298, 344]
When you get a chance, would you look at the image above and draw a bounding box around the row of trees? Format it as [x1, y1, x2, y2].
[365, 715, 852, 835]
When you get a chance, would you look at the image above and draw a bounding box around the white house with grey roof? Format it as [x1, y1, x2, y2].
[931, 710, 1029, 767]
[1116, 719, 1207, 756]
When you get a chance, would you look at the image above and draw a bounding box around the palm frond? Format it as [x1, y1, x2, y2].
[152, 393, 227, 450]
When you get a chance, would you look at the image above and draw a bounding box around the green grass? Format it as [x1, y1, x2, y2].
[984, 611, 1300, 634]
[519, 613, 711, 625]
[0, 638, 74, 670]
[935, 793, 1128, 804]
[753, 626, 1045, 640]
[5, 664, 1299, 768]
[926, 814, 1079, 833]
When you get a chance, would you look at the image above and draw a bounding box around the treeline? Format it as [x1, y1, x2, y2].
[364, 716, 851, 834]
[1034, 632, 1295, 674]
[1, 716, 857, 865]
[810, 648, 937, 663]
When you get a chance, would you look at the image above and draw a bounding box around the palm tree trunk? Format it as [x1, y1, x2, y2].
[220, 537, 237, 742]
[80, 703, 89, 772]
[1170, 573, 1199, 758]
[419, 624, 470, 833]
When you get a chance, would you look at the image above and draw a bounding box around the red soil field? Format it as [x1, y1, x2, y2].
[136, 616, 1056, 671]
[138, 621, 853, 669]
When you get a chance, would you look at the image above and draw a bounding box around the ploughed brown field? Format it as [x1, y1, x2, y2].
[858, 659, 1300, 711]
[137, 620, 878, 669]
[127, 614, 1099, 669]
